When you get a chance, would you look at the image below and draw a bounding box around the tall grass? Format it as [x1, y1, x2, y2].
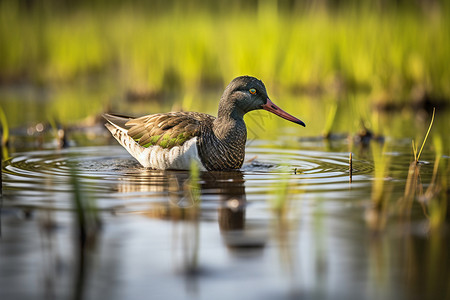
[69, 165, 101, 248]
[1, 1, 449, 101]
[0, 106, 9, 159]
[398, 108, 435, 218]
[412, 108, 435, 163]
[366, 142, 391, 231]
[425, 135, 448, 231]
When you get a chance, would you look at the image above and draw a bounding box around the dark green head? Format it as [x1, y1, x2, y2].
[218, 76, 305, 127]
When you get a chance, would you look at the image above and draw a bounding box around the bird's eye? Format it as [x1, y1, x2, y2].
[249, 88, 256, 94]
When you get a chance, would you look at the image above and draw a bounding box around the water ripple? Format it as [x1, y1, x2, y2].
[3, 145, 376, 211]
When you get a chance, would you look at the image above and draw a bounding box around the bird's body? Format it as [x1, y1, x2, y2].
[104, 76, 305, 171]
[104, 111, 246, 171]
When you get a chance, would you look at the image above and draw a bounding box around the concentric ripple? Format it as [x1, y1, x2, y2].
[2, 145, 375, 211]
[243, 147, 374, 198]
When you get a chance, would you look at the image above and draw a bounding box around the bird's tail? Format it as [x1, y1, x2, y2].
[103, 113, 148, 166]
[103, 113, 132, 133]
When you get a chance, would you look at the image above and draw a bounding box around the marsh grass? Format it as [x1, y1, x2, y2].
[420, 135, 449, 231]
[270, 168, 302, 277]
[67, 164, 102, 300]
[187, 159, 201, 205]
[398, 108, 435, 220]
[322, 100, 338, 138]
[182, 160, 201, 220]
[175, 161, 201, 274]
[47, 115, 66, 149]
[398, 161, 423, 220]
[0, 106, 9, 160]
[167, 160, 202, 221]
[270, 168, 303, 225]
[69, 165, 101, 248]
[1, 1, 449, 102]
[390, 108, 450, 232]
[412, 108, 435, 163]
[349, 152, 353, 183]
[366, 142, 392, 231]
[270, 170, 291, 219]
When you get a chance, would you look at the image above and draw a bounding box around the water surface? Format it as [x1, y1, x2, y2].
[1, 137, 448, 300]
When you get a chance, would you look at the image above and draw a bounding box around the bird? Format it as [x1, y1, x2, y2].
[104, 76, 305, 171]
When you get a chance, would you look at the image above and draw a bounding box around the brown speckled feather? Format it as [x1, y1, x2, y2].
[125, 112, 215, 149]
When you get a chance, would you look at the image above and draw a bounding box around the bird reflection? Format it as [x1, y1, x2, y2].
[114, 168, 267, 296]
[115, 169, 267, 250]
[204, 172, 267, 250]
[203, 171, 246, 232]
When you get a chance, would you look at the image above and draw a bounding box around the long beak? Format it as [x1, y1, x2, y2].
[262, 98, 306, 127]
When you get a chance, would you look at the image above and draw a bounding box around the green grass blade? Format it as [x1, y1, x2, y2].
[416, 108, 436, 162]
[0, 106, 9, 145]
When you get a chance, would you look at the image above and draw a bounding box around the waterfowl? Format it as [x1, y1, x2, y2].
[104, 76, 305, 171]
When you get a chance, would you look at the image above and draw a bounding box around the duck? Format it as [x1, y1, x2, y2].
[104, 76, 305, 171]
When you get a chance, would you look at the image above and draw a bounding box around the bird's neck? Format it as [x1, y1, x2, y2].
[213, 115, 246, 141]
[217, 93, 246, 122]
[196, 113, 248, 171]
[196, 117, 247, 171]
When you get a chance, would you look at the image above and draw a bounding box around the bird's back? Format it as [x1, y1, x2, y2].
[104, 112, 215, 170]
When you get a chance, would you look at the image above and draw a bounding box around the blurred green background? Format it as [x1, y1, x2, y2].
[1, 3, 450, 299]
[0, 0, 449, 141]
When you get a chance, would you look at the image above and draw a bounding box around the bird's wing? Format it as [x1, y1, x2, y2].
[105, 112, 214, 149]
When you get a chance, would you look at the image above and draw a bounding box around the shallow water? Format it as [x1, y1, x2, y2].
[1, 136, 449, 300]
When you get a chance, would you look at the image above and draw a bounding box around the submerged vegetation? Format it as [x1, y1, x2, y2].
[362, 108, 448, 232]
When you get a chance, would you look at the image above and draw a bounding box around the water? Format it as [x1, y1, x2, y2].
[1, 136, 448, 300]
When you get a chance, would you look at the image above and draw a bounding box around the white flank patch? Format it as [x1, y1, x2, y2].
[106, 124, 206, 171]
[137, 137, 206, 171]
